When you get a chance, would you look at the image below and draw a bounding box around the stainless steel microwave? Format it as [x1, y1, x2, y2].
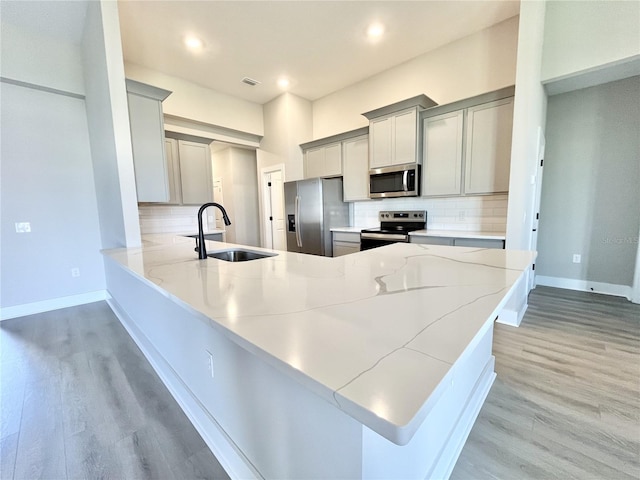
[369, 164, 420, 198]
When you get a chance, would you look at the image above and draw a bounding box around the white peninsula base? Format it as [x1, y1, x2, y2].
[106, 257, 499, 479]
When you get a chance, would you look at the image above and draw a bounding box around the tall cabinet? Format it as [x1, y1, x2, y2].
[126, 79, 172, 202]
[421, 87, 515, 197]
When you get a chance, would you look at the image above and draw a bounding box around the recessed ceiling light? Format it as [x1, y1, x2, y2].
[277, 77, 290, 89]
[184, 36, 204, 51]
[367, 22, 385, 39]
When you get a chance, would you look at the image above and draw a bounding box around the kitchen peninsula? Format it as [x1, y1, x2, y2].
[103, 235, 535, 479]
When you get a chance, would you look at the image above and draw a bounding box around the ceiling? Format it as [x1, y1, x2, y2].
[117, 1, 520, 105]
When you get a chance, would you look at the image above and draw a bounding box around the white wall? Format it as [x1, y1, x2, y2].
[542, 1, 640, 83]
[0, 21, 85, 95]
[537, 76, 640, 295]
[125, 63, 264, 136]
[312, 16, 519, 139]
[82, 0, 141, 249]
[0, 20, 105, 312]
[212, 146, 260, 246]
[505, 1, 547, 252]
[257, 93, 312, 182]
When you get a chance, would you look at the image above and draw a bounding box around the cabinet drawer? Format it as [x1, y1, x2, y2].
[332, 232, 361, 243]
[453, 238, 505, 249]
[410, 236, 454, 246]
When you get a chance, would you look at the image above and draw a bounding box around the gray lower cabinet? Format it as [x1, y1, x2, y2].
[332, 232, 361, 257]
[411, 236, 504, 249]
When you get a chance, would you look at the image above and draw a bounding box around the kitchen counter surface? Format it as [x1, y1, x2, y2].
[103, 236, 533, 445]
[410, 229, 506, 240]
[330, 225, 373, 233]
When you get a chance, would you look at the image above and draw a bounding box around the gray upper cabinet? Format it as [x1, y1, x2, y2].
[304, 142, 342, 179]
[464, 98, 514, 195]
[178, 140, 213, 205]
[363, 95, 437, 169]
[163, 137, 213, 205]
[422, 110, 464, 196]
[125, 79, 172, 203]
[342, 134, 369, 201]
[421, 87, 515, 197]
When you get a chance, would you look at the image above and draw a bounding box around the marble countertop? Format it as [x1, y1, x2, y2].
[410, 229, 506, 240]
[103, 235, 534, 445]
[330, 225, 373, 233]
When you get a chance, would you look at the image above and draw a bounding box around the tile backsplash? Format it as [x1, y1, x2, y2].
[352, 194, 508, 232]
[138, 205, 218, 235]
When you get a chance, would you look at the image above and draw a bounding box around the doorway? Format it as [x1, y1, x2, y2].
[261, 165, 286, 251]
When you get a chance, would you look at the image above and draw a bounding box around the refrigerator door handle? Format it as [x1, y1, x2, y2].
[295, 195, 302, 247]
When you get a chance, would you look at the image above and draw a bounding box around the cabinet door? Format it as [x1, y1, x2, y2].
[304, 147, 324, 179]
[164, 138, 182, 204]
[333, 241, 360, 257]
[369, 117, 393, 168]
[342, 135, 369, 201]
[393, 108, 417, 165]
[323, 143, 342, 177]
[127, 92, 170, 202]
[464, 98, 514, 195]
[179, 140, 213, 205]
[422, 110, 464, 196]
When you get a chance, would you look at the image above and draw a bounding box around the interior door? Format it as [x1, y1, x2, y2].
[297, 179, 323, 255]
[269, 170, 286, 251]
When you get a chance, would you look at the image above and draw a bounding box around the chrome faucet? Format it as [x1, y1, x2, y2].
[197, 202, 231, 259]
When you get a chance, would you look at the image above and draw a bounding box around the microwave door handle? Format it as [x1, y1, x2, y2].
[295, 195, 302, 247]
[402, 170, 409, 192]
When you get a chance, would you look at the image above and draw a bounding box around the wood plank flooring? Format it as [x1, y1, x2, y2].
[1, 286, 638, 479]
[451, 286, 640, 480]
[0, 302, 230, 480]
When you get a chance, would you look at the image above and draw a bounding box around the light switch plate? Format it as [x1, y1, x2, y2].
[15, 222, 31, 233]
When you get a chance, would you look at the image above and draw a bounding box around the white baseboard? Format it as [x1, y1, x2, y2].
[0, 290, 110, 321]
[107, 298, 259, 480]
[496, 300, 528, 327]
[535, 275, 632, 300]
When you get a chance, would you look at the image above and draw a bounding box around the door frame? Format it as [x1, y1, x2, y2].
[259, 163, 285, 249]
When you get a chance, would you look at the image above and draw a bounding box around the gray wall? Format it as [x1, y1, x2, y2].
[0, 84, 106, 308]
[537, 76, 640, 286]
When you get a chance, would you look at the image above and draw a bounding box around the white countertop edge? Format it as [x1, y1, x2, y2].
[102, 237, 531, 445]
[330, 226, 372, 233]
[409, 229, 506, 240]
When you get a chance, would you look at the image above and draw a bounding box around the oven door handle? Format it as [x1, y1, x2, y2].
[360, 232, 408, 241]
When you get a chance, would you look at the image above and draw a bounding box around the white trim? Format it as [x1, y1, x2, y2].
[258, 163, 285, 249]
[496, 300, 528, 327]
[632, 225, 640, 304]
[536, 275, 632, 301]
[0, 290, 109, 321]
[107, 298, 260, 480]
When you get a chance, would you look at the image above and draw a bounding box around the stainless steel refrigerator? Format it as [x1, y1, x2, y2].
[284, 177, 350, 256]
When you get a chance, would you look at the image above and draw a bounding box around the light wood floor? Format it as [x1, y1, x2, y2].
[452, 286, 640, 480]
[1, 286, 638, 479]
[0, 302, 230, 480]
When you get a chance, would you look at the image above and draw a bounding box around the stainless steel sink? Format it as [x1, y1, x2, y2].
[207, 248, 277, 262]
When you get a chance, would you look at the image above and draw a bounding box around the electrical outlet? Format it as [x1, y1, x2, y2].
[458, 210, 466, 221]
[15, 222, 31, 233]
[572, 254, 581, 264]
[208, 215, 214, 223]
[71, 268, 80, 277]
[206, 351, 214, 379]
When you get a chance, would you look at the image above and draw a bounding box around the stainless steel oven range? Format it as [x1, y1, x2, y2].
[360, 210, 426, 251]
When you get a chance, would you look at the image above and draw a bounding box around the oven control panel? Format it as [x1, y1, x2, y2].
[378, 210, 426, 222]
